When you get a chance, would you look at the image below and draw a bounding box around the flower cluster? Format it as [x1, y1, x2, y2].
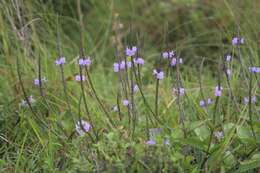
[134, 57, 145, 65]
[244, 96, 257, 104]
[162, 50, 175, 59]
[79, 57, 91, 67]
[75, 75, 86, 81]
[75, 120, 91, 136]
[249, 67, 260, 73]
[20, 95, 35, 107]
[173, 87, 185, 96]
[225, 54, 232, 62]
[113, 60, 132, 72]
[214, 131, 224, 140]
[153, 69, 164, 80]
[215, 85, 223, 97]
[55, 56, 66, 66]
[34, 77, 47, 86]
[199, 98, 213, 107]
[125, 46, 137, 57]
[170, 57, 183, 67]
[232, 37, 244, 45]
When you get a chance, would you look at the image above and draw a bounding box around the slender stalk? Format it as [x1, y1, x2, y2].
[248, 72, 256, 140]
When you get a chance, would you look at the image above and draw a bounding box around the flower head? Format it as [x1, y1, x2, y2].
[244, 96, 257, 104]
[75, 75, 86, 81]
[112, 105, 118, 112]
[125, 46, 137, 56]
[146, 139, 156, 146]
[133, 84, 139, 93]
[113, 63, 120, 72]
[232, 37, 244, 45]
[75, 120, 91, 136]
[34, 77, 47, 86]
[249, 67, 260, 73]
[199, 100, 206, 107]
[79, 57, 91, 67]
[225, 55, 232, 62]
[173, 87, 185, 96]
[162, 50, 174, 59]
[123, 99, 129, 106]
[134, 57, 144, 65]
[214, 131, 224, 140]
[215, 85, 223, 97]
[226, 69, 232, 78]
[55, 56, 66, 66]
[20, 95, 35, 107]
[153, 69, 164, 80]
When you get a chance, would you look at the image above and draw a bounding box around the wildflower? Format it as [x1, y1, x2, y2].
[226, 69, 232, 78]
[123, 99, 129, 106]
[225, 55, 232, 62]
[215, 85, 223, 97]
[134, 57, 144, 65]
[207, 98, 213, 104]
[173, 87, 185, 96]
[125, 46, 137, 57]
[75, 120, 91, 136]
[249, 67, 260, 73]
[146, 139, 156, 146]
[20, 95, 35, 107]
[133, 84, 139, 93]
[55, 56, 66, 65]
[34, 77, 47, 86]
[162, 50, 174, 59]
[79, 57, 91, 67]
[75, 75, 86, 81]
[199, 100, 206, 107]
[153, 69, 164, 80]
[244, 96, 257, 104]
[170, 58, 177, 66]
[119, 61, 126, 70]
[113, 63, 120, 72]
[127, 61, 132, 68]
[214, 131, 224, 140]
[232, 37, 244, 45]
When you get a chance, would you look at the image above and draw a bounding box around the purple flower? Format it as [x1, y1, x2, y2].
[173, 87, 185, 96]
[123, 99, 129, 106]
[120, 61, 126, 70]
[214, 131, 224, 140]
[34, 77, 47, 86]
[244, 96, 257, 104]
[200, 100, 206, 107]
[113, 63, 120, 72]
[55, 56, 66, 66]
[125, 46, 137, 56]
[75, 75, 86, 81]
[232, 37, 244, 45]
[170, 58, 177, 66]
[134, 57, 144, 65]
[79, 57, 91, 67]
[20, 95, 35, 107]
[207, 98, 213, 104]
[127, 61, 132, 68]
[162, 50, 175, 59]
[133, 84, 139, 93]
[215, 85, 223, 97]
[153, 69, 164, 80]
[75, 120, 91, 136]
[226, 69, 232, 78]
[225, 55, 232, 62]
[146, 139, 156, 146]
[249, 67, 260, 73]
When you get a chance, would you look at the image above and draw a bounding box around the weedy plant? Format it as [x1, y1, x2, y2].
[0, 0, 260, 172]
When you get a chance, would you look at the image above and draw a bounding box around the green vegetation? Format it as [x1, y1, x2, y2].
[0, 0, 259, 172]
